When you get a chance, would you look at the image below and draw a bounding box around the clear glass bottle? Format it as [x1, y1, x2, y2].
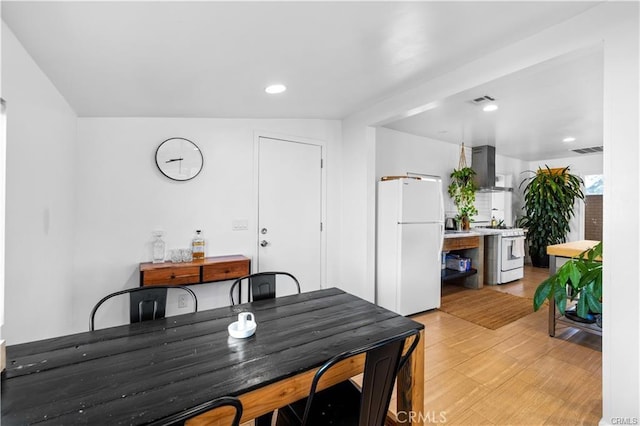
[152, 230, 166, 264]
[192, 229, 205, 260]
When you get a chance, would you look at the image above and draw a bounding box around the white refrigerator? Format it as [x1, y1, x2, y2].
[376, 177, 444, 316]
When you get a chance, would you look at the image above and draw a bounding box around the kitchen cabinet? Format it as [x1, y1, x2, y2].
[442, 234, 484, 289]
[139, 255, 250, 287]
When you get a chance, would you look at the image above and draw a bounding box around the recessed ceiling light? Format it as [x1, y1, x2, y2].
[482, 104, 498, 112]
[265, 84, 287, 94]
[563, 137, 576, 143]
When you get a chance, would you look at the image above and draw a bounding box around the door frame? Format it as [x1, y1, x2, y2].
[253, 131, 327, 290]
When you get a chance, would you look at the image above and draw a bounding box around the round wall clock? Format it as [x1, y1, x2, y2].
[155, 137, 203, 181]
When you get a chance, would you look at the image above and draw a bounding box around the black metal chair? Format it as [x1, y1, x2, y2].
[229, 271, 301, 305]
[276, 328, 421, 426]
[90, 285, 198, 331]
[148, 396, 243, 426]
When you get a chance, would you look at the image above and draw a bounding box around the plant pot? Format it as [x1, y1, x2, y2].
[461, 217, 470, 230]
[531, 254, 549, 268]
[565, 307, 597, 324]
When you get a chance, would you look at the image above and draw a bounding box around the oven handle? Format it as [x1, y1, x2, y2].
[502, 235, 525, 241]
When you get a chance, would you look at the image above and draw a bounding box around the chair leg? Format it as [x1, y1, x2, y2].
[255, 412, 273, 426]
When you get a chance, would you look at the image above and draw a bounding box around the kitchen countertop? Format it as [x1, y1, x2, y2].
[444, 229, 502, 238]
[444, 230, 481, 238]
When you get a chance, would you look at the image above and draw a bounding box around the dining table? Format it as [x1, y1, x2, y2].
[1, 287, 425, 425]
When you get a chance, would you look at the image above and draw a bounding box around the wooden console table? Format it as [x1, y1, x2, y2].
[139, 255, 250, 287]
[547, 240, 601, 337]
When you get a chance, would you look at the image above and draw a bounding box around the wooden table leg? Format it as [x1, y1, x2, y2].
[396, 329, 425, 425]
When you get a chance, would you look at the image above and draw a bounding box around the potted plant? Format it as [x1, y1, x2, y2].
[519, 166, 584, 267]
[533, 241, 602, 323]
[448, 167, 478, 230]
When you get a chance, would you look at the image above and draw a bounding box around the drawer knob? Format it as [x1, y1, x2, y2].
[171, 273, 176, 279]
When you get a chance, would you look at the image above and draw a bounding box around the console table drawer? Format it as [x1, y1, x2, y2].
[142, 266, 201, 286]
[203, 260, 249, 282]
[139, 255, 251, 287]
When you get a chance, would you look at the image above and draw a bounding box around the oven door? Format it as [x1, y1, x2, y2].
[501, 236, 525, 271]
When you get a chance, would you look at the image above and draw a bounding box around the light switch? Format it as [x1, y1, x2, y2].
[232, 219, 248, 231]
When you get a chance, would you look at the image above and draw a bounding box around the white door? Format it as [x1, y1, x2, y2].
[258, 137, 322, 295]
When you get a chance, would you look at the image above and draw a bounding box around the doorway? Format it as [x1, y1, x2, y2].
[257, 136, 323, 294]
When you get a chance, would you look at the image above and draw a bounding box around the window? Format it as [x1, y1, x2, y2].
[584, 174, 603, 195]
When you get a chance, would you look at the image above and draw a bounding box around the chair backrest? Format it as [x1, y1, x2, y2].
[301, 328, 421, 426]
[229, 272, 301, 305]
[90, 285, 198, 331]
[147, 396, 243, 426]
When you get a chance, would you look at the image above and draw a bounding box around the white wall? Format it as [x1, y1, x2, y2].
[0, 8, 5, 341]
[342, 2, 638, 421]
[494, 153, 527, 225]
[338, 122, 374, 301]
[2, 23, 78, 344]
[2, 22, 342, 343]
[375, 128, 528, 226]
[375, 127, 460, 215]
[72, 118, 340, 336]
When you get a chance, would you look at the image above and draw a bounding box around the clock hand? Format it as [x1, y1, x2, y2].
[165, 158, 184, 163]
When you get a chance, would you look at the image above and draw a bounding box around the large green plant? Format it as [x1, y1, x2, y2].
[534, 242, 602, 319]
[448, 167, 478, 226]
[519, 166, 584, 263]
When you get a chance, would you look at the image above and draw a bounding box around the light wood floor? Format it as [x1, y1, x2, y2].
[398, 265, 602, 425]
[246, 265, 602, 426]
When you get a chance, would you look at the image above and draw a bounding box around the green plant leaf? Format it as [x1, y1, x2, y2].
[533, 278, 552, 311]
[553, 282, 567, 316]
[585, 290, 602, 314]
[566, 261, 581, 289]
[576, 290, 589, 318]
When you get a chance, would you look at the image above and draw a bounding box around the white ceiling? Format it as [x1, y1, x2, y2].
[384, 45, 604, 161]
[1, 1, 603, 160]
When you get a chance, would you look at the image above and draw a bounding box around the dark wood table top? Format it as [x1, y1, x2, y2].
[1, 287, 424, 425]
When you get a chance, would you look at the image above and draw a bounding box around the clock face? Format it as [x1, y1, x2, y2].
[155, 137, 203, 181]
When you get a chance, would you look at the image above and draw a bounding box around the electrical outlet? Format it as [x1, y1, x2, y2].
[178, 294, 187, 309]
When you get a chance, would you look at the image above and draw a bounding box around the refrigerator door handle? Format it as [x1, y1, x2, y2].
[439, 183, 445, 224]
[439, 223, 444, 259]
[439, 184, 445, 259]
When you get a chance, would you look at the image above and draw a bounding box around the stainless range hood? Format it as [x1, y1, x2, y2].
[471, 145, 513, 192]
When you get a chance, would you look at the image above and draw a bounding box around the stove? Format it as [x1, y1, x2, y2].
[474, 227, 526, 284]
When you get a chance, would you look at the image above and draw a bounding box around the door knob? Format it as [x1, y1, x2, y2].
[260, 240, 269, 247]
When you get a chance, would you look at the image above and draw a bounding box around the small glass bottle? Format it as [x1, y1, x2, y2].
[192, 229, 205, 261]
[152, 231, 166, 264]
